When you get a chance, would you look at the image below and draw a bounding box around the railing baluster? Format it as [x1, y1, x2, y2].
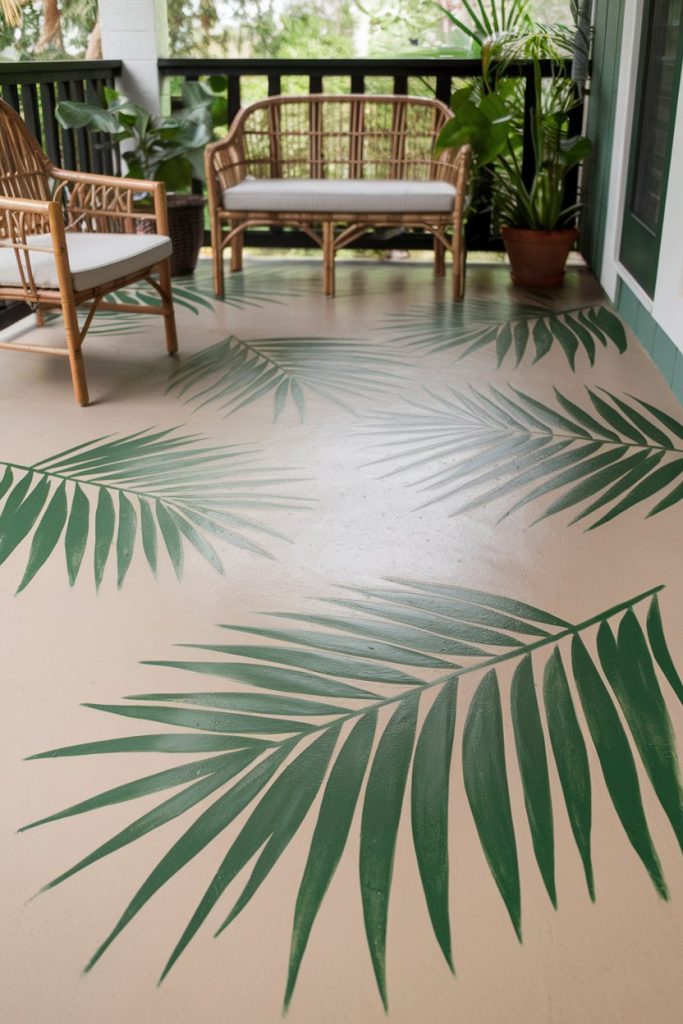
[521, 63, 538, 191]
[268, 74, 281, 97]
[309, 75, 323, 94]
[39, 83, 61, 166]
[20, 83, 42, 145]
[56, 80, 77, 169]
[227, 75, 241, 124]
[351, 74, 365, 94]
[85, 78, 104, 174]
[1, 82, 20, 111]
[393, 75, 408, 96]
[435, 74, 451, 106]
[69, 79, 91, 171]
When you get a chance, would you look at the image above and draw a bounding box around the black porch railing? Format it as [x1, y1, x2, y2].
[160, 56, 583, 254]
[0, 60, 122, 330]
[0, 57, 583, 329]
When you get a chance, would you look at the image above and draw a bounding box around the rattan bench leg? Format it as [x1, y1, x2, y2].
[452, 240, 466, 302]
[323, 221, 335, 297]
[158, 258, 178, 355]
[434, 237, 446, 278]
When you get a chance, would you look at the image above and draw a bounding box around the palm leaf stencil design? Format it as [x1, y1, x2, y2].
[362, 385, 683, 528]
[167, 335, 406, 422]
[0, 428, 308, 592]
[24, 580, 683, 1010]
[54, 262, 310, 337]
[382, 299, 627, 368]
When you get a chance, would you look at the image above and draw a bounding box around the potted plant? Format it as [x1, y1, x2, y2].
[56, 79, 227, 275]
[435, 30, 592, 287]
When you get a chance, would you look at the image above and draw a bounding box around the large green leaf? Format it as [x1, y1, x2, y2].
[362, 385, 683, 528]
[0, 428, 307, 592]
[24, 580, 682, 1007]
[411, 680, 457, 970]
[382, 300, 627, 368]
[166, 334, 407, 422]
[463, 669, 521, 938]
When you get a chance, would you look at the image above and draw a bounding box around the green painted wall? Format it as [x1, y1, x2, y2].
[617, 281, 683, 404]
[581, 0, 626, 273]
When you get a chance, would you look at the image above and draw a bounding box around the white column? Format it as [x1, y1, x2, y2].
[99, 0, 168, 114]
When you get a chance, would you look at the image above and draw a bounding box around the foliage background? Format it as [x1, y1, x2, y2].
[1, 1, 574, 61]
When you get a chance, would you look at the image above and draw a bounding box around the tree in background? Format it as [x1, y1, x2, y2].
[1, 0, 100, 58]
[167, 0, 353, 59]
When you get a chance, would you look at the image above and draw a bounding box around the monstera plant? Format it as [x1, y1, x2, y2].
[56, 79, 228, 274]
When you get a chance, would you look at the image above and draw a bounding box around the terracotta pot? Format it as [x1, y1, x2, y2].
[501, 226, 579, 288]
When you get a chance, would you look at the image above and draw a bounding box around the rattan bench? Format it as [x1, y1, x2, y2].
[205, 94, 472, 300]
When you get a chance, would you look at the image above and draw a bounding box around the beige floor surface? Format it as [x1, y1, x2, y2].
[1, 258, 682, 1024]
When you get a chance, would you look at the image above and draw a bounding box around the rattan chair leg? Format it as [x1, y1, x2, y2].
[59, 292, 89, 406]
[323, 221, 335, 297]
[35, 308, 46, 327]
[231, 220, 244, 272]
[158, 258, 178, 354]
[434, 238, 445, 277]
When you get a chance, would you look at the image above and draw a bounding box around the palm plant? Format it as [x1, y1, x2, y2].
[23, 579, 683, 1008]
[0, 428, 308, 592]
[362, 385, 683, 528]
[434, 0, 591, 265]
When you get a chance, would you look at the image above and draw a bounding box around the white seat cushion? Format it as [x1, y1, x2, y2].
[0, 231, 172, 292]
[222, 178, 456, 214]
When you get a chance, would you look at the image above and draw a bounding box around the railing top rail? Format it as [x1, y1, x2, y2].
[158, 56, 568, 77]
[0, 60, 122, 84]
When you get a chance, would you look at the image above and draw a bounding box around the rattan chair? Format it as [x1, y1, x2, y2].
[0, 99, 177, 406]
[206, 94, 472, 301]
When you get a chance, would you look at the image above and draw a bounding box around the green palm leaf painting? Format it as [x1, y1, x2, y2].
[167, 335, 406, 422]
[362, 385, 683, 528]
[24, 580, 683, 1009]
[0, 429, 308, 592]
[382, 299, 627, 368]
[56, 262, 310, 337]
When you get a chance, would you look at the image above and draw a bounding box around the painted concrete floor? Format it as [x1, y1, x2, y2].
[2, 258, 682, 1024]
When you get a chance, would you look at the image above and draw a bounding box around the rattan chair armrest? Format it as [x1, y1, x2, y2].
[0, 194, 54, 216]
[205, 133, 246, 192]
[51, 169, 170, 235]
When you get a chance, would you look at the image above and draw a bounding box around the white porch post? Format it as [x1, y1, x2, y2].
[99, 0, 168, 114]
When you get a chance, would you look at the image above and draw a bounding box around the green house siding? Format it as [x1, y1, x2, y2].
[581, 0, 626, 273]
[617, 280, 683, 403]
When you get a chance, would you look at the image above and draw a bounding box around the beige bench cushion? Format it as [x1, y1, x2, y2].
[0, 231, 172, 292]
[222, 178, 456, 214]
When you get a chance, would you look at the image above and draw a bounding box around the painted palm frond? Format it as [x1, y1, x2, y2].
[382, 299, 628, 369]
[167, 335, 406, 422]
[0, 428, 308, 592]
[67, 262, 308, 337]
[25, 580, 683, 1009]
[362, 385, 683, 528]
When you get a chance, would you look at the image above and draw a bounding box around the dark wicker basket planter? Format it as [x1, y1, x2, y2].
[166, 193, 207, 276]
[138, 193, 206, 277]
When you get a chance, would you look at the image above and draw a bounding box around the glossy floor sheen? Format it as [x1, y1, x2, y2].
[2, 259, 682, 1024]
